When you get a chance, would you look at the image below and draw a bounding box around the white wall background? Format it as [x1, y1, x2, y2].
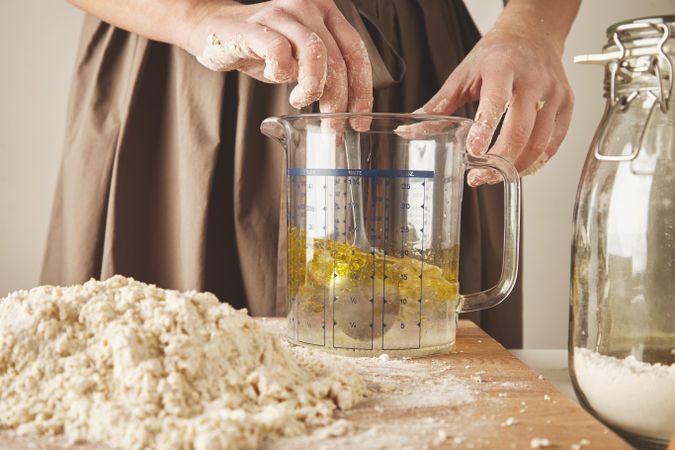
[0, 0, 673, 348]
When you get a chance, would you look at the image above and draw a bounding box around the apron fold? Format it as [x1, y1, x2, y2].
[42, 0, 523, 347]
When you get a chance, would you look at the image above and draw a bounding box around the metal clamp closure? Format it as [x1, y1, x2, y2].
[609, 23, 673, 112]
[594, 94, 659, 162]
[589, 23, 672, 162]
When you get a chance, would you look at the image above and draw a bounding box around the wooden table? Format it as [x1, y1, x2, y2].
[421, 320, 631, 449]
[261, 319, 632, 450]
[262, 318, 632, 450]
[0, 319, 632, 450]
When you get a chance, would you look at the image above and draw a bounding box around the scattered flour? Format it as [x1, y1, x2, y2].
[262, 342, 478, 450]
[573, 347, 675, 440]
[432, 429, 448, 445]
[265, 417, 452, 450]
[0, 276, 368, 450]
[500, 417, 518, 427]
[353, 356, 476, 410]
[570, 438, 591, 450]
[530, 437, 552, 448]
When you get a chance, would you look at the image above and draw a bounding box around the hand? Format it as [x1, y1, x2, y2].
[415, 23, 574, 186]
[184, 0, 373, 113]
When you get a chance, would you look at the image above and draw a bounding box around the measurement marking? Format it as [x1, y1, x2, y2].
[289, 168, 436, 351]
[382, 178, 388, 350]
[419, 178, 426, 349]
[344, 175, 348, 244]
[323, 175, 327, 346]
[291, 176, 298, 341]
[400, 178, 407, 337]
[332, 174, 337, 348]
[369, 175, 375, 350]
[289, 168, 434, 178]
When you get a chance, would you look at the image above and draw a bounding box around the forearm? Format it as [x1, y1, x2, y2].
[497, 0, 581, 55]
[66, 0, 215, 52]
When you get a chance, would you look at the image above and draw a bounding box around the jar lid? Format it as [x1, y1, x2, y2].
[606, 15, 675, 37]
[575, 15, 674, 64]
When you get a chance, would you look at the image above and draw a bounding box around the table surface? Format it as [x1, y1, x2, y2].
[263, 318, 631, 450]
[0, 320, 632, 450]
[509, 349, 576, 401]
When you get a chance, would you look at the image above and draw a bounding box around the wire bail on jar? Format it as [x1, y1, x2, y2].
[576, 22, 673, 162]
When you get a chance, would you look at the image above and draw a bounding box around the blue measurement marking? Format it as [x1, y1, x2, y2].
[289, 168, 434, 178]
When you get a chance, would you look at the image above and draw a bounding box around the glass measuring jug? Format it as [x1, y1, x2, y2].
[262, 114, 521, 357]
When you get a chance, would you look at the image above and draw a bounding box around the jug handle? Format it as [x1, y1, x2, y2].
[460, 153, 521, 313]
[260, 117, 287, 148]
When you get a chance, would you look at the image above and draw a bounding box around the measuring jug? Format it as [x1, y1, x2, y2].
[262, 113, 520, 357]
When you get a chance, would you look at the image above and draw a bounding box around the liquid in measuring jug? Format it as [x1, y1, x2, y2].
[287, 226, 460, 356]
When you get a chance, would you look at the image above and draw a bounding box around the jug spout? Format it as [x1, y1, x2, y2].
[260, 117, 287, 148]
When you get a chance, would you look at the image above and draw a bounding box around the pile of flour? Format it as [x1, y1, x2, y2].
[574, 347, 675, 440]
[0, 276, 368, 450]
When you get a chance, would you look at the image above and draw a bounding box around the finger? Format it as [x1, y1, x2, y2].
[466, 71, 514, 155]
[256, 9, 328, 108]
[545, 92, 574, 158]
[519, 89, 574, 177]
[325, 11, 373, 118]
[196, 25, 296, 83]
[394, 119, 452, 139]
[310, 24, 349, 113]
[416, 69, 476, 116]
[289, 20, 347, 140]
[398, 69, 475, 137]
[490, 89, 539, 164]
[470, 88, 539, 186]
[259, 26, 298, 82]
[515, 97, 559, 175]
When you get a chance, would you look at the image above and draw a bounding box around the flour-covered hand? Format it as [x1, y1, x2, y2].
[415, 0, 579, 186]
[185, 0, 373, 113]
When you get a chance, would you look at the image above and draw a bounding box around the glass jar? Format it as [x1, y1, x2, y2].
[570, 16, 675, 450]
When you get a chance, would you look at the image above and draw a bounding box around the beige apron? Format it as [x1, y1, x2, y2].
[42, 0, 523, 347]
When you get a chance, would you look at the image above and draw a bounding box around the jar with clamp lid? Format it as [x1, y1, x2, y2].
[570, 16, 675, 449]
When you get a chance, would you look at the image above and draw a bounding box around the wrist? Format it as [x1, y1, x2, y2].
[175, 0, 215, 56]
[495, 0, 577, 57]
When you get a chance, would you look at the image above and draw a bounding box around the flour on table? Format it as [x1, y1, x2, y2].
[573, 347, 675, 440]
[263, 344, 478, 450]
[0, 276, 368, 450]
[530, 437, 552, 448]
